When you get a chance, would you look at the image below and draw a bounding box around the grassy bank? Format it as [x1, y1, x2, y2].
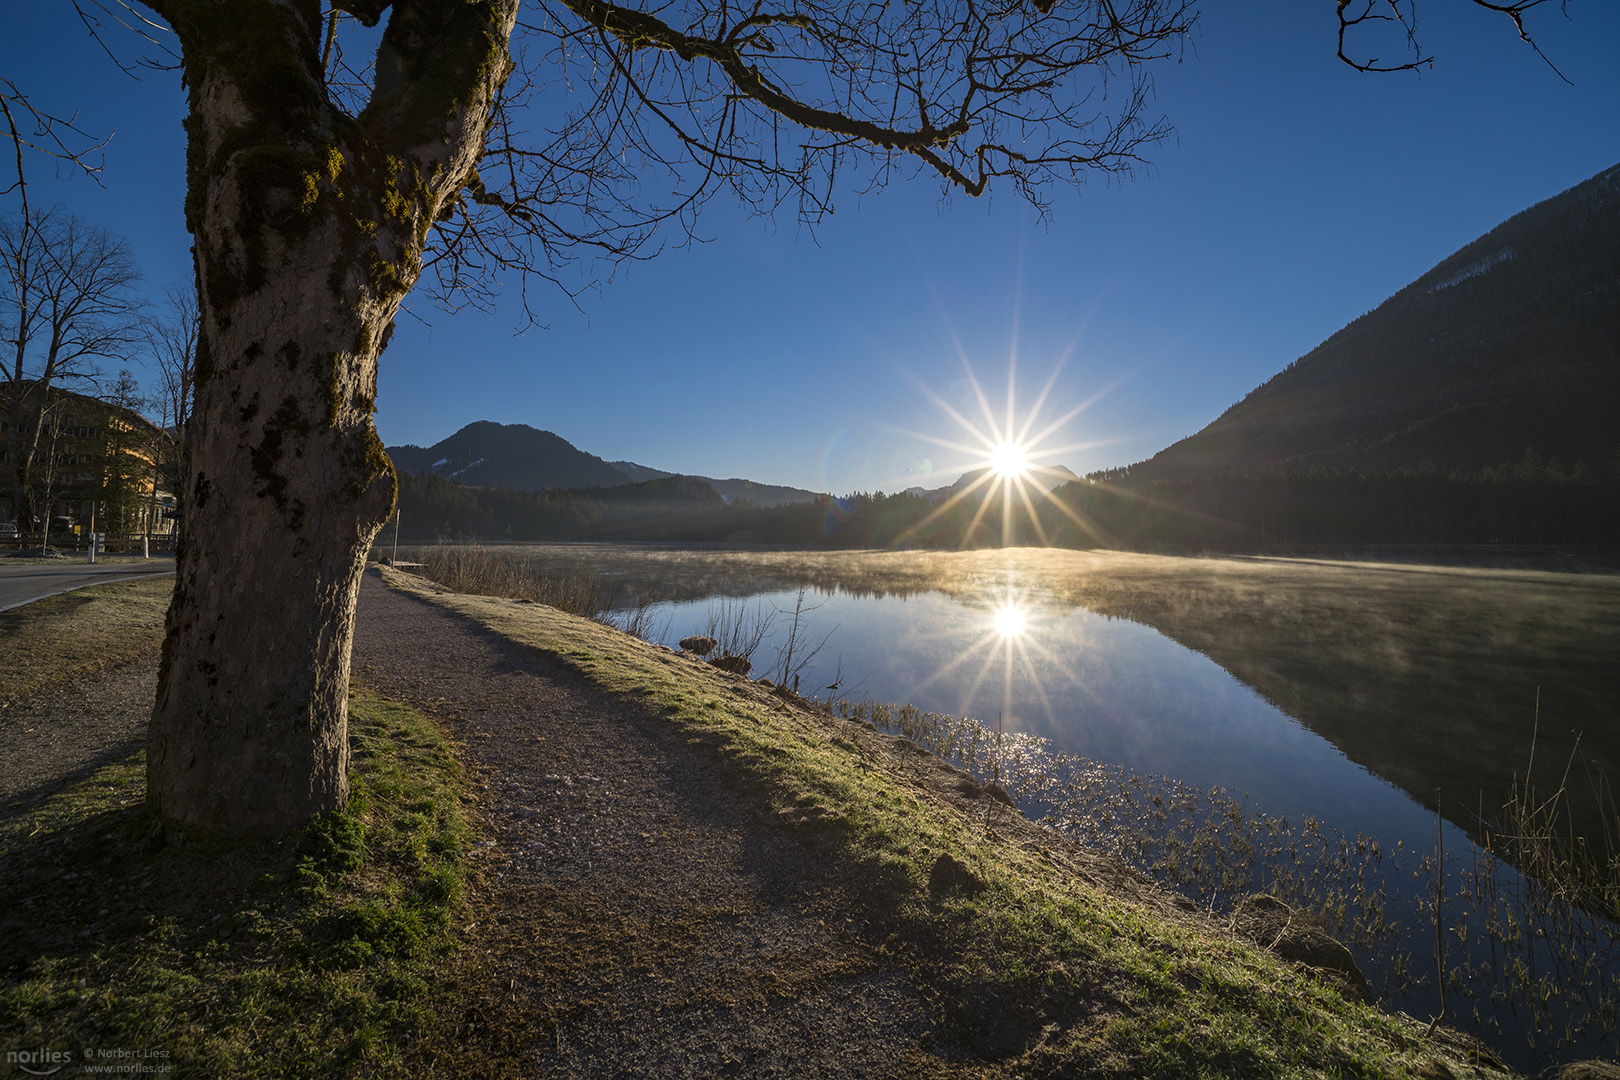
[382, 566, 1517, 1078]
[0, 684, 472, 1078]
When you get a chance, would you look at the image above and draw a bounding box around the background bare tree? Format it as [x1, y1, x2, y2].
[1, 75, 111, 207]
[95, 366, 153, 535]
[31, 394, 70, 550]
[2, 208, 143, 531]
[140, 282, 199, 532]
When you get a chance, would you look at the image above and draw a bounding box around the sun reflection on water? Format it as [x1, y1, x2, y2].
[892, 579, 1082, 741]
[992, 604, 1028, 638]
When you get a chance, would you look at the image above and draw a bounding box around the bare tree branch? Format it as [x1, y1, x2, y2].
[410, 0, 1197, 325]
[1337, 0, 1571, 83]
[0, 78, 114, 202]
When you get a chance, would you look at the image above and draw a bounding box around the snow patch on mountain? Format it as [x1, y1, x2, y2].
[1429, 247, 1514, 292]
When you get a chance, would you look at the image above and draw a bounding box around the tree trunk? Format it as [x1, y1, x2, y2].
[147, 0, 517, 836]
[145, 250, 396, 833]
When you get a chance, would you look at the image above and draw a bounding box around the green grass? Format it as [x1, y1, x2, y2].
[382, 566, 1518, 1078]
[0, 685, 471, 1079]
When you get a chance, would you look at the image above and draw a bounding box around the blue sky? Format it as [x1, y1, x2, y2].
[4, 1, 1617, 495]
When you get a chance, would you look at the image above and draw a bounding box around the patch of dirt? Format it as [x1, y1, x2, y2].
[0, 655, 157, 814]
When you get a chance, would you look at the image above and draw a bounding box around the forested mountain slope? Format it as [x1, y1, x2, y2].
[1121, 162, 1620, 482]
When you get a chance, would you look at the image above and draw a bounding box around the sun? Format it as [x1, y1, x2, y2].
[987, 441, 1031, 480]
[893, 353, 1118, 548]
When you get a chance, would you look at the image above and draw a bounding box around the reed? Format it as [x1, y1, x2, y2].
[413, 544, 684, 649]
[834, 693, 1620, 1059]
[699, 596, 774, 670]
[416, 545, 610, 615]
[1432, 720, 1620, 1052]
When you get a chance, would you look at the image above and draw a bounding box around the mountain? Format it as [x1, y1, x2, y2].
[606, 460, 674, 484]
[951, 463, 1083, 493]
[388, 421, 628, 491]
[605, 462, 824, 507]
[576, 474, 726, 512]
[907, 463, 1083, 502]
[1117, 162, 1620, 483]
[706, 478, 823, 507]
[387, 422, 826, 505]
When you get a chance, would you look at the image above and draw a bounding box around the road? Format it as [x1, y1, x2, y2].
[0, 558, 176, 612]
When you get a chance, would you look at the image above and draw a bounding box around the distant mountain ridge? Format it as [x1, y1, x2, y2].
[1111, 161, 1620, 483]
[386, 422, 824, 506]
[387, 421, 628, 491]
[905, 463, 1083, 502]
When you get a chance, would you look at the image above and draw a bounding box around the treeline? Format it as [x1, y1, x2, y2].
[393, 469, 724, 541]
[394, 458, 1620, 551]
[1043, 463, 1620, 550]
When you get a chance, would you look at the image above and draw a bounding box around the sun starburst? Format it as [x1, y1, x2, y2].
[894, 353, 1120, 548]
[897, 574, 1080, 741]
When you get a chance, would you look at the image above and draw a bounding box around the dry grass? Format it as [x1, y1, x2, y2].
[410, 545, 607, 615]
[0, 576, 171, 704]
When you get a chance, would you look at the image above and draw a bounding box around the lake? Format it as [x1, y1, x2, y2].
[395, 542, 1620, 1066]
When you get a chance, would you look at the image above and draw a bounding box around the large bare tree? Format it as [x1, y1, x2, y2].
[5, 0, 1570, 836]
[128, 0, 1206, 837]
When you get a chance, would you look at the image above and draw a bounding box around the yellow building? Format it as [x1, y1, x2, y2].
[1, 383, 176, 543]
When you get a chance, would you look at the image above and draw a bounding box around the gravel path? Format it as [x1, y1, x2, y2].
[0, 650, 157, 813]
[352, 570, 941, 1078]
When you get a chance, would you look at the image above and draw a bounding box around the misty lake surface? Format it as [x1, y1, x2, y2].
[662, 586, 1424, 836]
[475, 543, 1620, 849]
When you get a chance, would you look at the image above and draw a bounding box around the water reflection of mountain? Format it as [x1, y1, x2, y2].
[1038, 558, 1620, 851]
[693, 548, 1618, 849]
